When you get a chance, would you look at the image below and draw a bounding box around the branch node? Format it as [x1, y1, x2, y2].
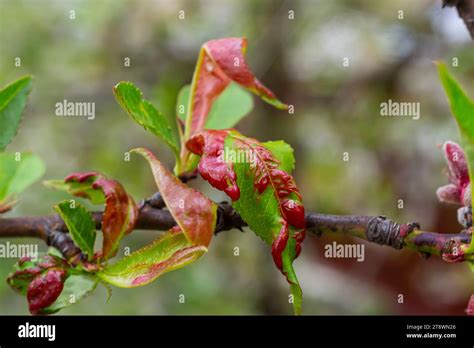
[47, 229, 84, 264]
[366, 216, 405, 249]
[215, 202, 246, 234]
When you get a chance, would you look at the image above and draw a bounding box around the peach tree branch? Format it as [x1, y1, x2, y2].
[0, 197, 472, 264]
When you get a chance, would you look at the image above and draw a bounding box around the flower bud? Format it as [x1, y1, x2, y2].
[437, 141, 471, 207]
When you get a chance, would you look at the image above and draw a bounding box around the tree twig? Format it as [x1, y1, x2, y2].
[0, 198, 472, 264]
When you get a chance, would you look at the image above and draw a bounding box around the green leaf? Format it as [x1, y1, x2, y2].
[43, 179, 106, 205]
[177, 83, 254, 129]
[263, 140, 296, 172]
[468, 261, 474, 272]
[0, 76, 33, 151]
[114, 82, 180, 159]
[54, 201, 96, 260]
[0, 152, 45, 207]
[186, 130, 305, 314]
[97, 231, 206, 287]
[438, 62, 474, 252]
[41, 274, 98, 314]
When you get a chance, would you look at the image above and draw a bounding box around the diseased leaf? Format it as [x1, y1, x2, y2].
[186, 129, 306, 314]
[438, 62, 474, 252]
[114, 82, 180, 158]
[0, 76, 33, 151]
[45, 172, 138, 260]
[41, 274, 98, 314]
[27, 268, 67, 315]
[132, 147, 217, 247]
[177, 82, 254, 129]
[99, 147, 217, 288]
[7, 255, 68, 296]
[180, 37, 288, 172]
[0, 152, 45, 211]
[95, 175, 138, 259]
[54, 201, 96, 260]
[44, 173, 106, 205]
[97, 230, 206, 287]
[7, 254, 98, 315]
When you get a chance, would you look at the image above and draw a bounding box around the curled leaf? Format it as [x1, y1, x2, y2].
[94, 176, 138, 259]
[180, 37, 288, 172]
[27, 268, 67, 315]
[97, 230, 206, 287]
[131, 147, 217, 247]
[45, 172, 138, 259]
[8, 255, 100, 315]
[7, 255, 70, 315]
[7, 255, 68, 295]
[98, 148, 217, 288]
[187, 129, 305, 314]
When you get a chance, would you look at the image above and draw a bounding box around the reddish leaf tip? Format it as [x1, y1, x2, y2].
[65, 172, 100, 183]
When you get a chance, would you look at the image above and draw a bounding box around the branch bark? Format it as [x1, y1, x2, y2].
[0, 198, 472, 264]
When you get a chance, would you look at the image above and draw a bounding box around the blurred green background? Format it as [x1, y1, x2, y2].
[0, 0, 473, 315]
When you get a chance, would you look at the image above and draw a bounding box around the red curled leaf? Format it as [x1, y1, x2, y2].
[93, 177, 138, 259]
[180, 37, 288, 172]
[186, 130, 239, 200]
[97, 149, 217, 288]
[186, 129, 305, 314]
[7, 255, 68, 295]
[131, 147, 217, 247]
[97, 230, 207, 288]
[46, 172, 138, 259]
[27, 268, 67, 315]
